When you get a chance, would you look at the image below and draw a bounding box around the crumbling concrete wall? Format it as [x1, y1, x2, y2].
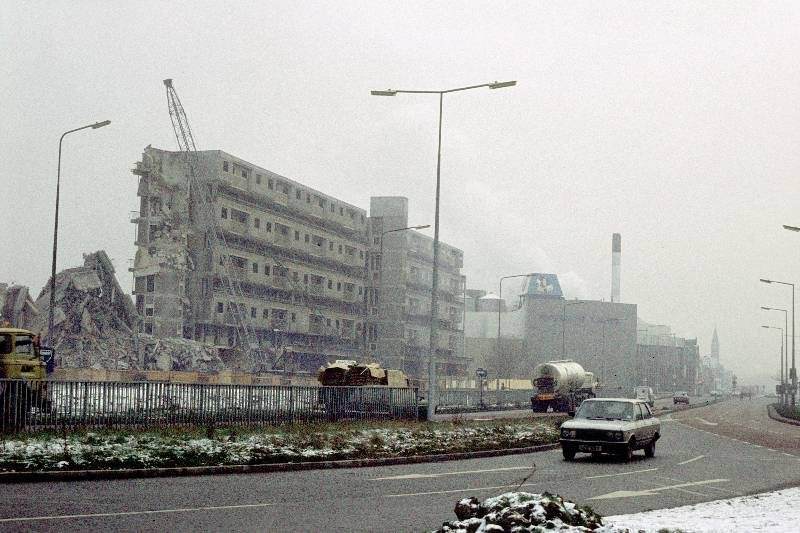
[0, 283, 39, 327]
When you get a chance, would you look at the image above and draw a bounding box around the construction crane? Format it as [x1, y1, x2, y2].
[162, 79, 353, 371]
[163, 78, 262, 368]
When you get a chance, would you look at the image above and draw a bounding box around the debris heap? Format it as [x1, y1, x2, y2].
[27, 251, 224, 372]
[0, 283, 39, 327]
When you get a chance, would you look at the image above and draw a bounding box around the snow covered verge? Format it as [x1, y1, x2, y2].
[606, 485, 800, 532]
[432, 487, 800, 532]
[0, 420, 558, 472]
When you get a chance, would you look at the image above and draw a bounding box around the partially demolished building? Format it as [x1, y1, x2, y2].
[132, 147, 371, 373]
[131, 147, 467, 377]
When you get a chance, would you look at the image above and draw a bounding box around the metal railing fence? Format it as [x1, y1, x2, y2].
[0, 379, 418, 433]
[435, 389, 535, 412]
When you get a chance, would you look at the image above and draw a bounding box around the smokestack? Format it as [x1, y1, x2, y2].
[611, 233, 621, 302]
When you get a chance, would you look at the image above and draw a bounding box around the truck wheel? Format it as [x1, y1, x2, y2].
[562, 446, 576, 461]
[644, 439, 655, 458]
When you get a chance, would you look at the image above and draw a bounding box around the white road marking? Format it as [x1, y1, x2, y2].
[385, 482, 538, 498]
[587, 478, 729, 500]
[371, 466, 533, 481]
[677, 455, 705, 465]
[695, 418, 718, 426]
[584, 468, 658, 480]
[0, 502, 277, 523]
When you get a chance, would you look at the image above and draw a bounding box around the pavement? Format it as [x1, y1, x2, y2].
[0, 396, 797, 532]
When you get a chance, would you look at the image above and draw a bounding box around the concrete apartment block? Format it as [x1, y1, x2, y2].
[131, 147, 369, 372]
[367, 197, 467, 380]
[131, 150, 466, 377]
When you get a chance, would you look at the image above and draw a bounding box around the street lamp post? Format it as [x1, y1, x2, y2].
[372, 80, 516, 420]
[761, 306, 788, 406]
[47, 120, 111, 346]
[562, 301, 585, 358]
[374, 224, 430, 369]
[762, 325, 785, 403]
[496, 273, 535, 374]
[760, 278, 796, 407]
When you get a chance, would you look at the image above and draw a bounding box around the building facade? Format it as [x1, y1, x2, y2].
[366, 197, 467, 379]
[131, 149, 465, 376]
[465, 274, 638, 391]
[132, 147, 370, 372]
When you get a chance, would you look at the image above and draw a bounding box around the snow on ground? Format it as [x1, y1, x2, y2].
[606, 486, 800, 532]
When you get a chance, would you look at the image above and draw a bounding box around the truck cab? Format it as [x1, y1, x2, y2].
[0, 327, 54, 427]
[0, 328, 52, 380]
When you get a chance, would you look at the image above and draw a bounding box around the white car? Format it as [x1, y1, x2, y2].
[559, 398, 661, 461]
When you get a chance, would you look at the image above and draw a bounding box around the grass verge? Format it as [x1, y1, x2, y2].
[0, 416, 563, 472]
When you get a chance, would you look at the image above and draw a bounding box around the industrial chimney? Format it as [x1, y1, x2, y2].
[611, 233, 621, 302]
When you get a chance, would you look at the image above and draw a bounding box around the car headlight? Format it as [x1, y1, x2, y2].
[561, 428, 576, 438]
[614, 431, 623, 441]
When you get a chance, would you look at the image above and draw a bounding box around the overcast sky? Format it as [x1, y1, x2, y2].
[3, 1, 799, 384]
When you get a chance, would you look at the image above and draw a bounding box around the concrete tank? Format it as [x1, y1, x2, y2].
[533, 360, 587, 394]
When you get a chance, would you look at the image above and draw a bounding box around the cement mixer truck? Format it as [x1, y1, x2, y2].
[531, 360, 596, 414]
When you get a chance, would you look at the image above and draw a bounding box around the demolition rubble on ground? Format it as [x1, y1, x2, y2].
[2, 250, 225, 372]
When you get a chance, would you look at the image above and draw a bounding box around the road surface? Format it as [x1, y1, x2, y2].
[0, 397, 796, 532]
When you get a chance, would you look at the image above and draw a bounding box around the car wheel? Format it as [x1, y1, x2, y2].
[622, 440, 634, 462]
[644, 439, 655, 458]
[562, 446, 576, 461]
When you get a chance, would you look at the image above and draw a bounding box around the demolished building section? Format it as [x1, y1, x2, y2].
[29, 250, 225, 372]
[0, 283, 39, 327]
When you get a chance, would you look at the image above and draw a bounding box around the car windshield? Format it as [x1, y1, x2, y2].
[575, 401, 635, 421]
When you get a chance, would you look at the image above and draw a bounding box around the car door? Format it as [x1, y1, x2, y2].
[640, 403, 656, 441]
[634, 403, 649, 442]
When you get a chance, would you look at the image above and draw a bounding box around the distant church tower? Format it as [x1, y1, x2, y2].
[711, 327, 720, 364]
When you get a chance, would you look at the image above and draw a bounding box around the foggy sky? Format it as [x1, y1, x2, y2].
[3, 1, 799, 385]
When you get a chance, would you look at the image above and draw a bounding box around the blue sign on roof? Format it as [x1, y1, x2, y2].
[525, 273, 563, 299]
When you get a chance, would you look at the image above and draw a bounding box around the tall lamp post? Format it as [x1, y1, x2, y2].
[760, 278, 796, 407]
[761, 306, 788, 406]
[375, 224, 430, 369]
[562, 301, 585, 358]
[495, 273, 534, 390]
[762, 325, 785, 403]
[48, 120, 111, 346]
[372, 80, 516, 419]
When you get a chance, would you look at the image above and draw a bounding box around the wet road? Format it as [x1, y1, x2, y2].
[0, 397, 796, 532]
[671, 396, 799, 454]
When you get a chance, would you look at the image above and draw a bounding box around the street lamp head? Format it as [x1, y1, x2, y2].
[412, 224, 431, 230]
[760, 279, 773, 284]
[371, 89, 397, 96]
[783, 225, 800, 232]
[761, 306, 772, 310]
[92, 120, 111, 129]
[488, 80, 517, 89]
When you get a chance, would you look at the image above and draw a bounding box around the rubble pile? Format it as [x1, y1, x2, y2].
[138, 335, 225, 372]
[25, 250, 225, 372]
[0, 283, 39, 327]
[435, 492, 621, 533]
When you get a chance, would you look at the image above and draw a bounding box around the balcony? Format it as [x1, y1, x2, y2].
[226, 266, 248, 281]
[270, 318, 288, 330]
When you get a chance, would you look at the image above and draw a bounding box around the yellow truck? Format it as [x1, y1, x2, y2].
[0, 327, 54, 427]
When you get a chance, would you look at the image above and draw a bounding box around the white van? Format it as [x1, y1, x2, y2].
[634, 386, 655, 407]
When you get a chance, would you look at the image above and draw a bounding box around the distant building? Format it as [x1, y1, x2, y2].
[465, 274, 638, 391]
[635, 321, 700, 394]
